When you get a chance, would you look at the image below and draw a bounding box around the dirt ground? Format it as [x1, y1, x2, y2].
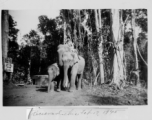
[3, 84, 147, 106]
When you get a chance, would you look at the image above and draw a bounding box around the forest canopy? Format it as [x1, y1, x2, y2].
[3, 9, 147, 89]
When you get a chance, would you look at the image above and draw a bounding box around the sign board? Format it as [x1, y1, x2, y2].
[4, 58, 13, 72]
[4, 63, 13, 72]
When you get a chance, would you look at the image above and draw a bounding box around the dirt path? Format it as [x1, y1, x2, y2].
[3, 85, 92, 106]
[3, 84, 147, 106]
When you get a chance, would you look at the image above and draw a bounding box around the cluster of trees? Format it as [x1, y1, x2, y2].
[3, 9, 147, 88]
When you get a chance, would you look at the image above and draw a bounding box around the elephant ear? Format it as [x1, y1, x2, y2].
[71, 53, 79, 65]
[54, 63, 60, 76]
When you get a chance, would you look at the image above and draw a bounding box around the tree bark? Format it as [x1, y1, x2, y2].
[94, 9, 105, 84]
[38, 59, 41, 74]
[120, 10, 127, 82]
[2, 10, 9, 81]
[63, 21, 67, 44]
[131, 9, 140, 86]
[27, 59, 32, 83]
[110, 9, 124, 89]
[78, 10, 81, 41]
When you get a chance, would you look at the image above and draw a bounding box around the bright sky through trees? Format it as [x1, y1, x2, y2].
[9, 10, 60, 44]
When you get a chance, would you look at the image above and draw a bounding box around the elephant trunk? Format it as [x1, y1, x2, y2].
[63, 65, 69, 88]
[58, 52, 63, 66]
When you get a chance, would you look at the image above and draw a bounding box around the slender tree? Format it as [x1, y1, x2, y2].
[131, 9, 140, 85]
[63, 18, 67, 44]
[21, 30, 41, 83]
[94, 9, 105, 84]
[2, 10, 9, 81]
[110, 9, 124, 89]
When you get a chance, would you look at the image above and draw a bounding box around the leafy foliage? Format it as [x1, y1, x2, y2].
[38, 15, 63, 66]
[8, 15, 19, 60]
[7, 9, 147, 86]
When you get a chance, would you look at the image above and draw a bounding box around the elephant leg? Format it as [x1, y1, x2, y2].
[56, 79, 61, 92]
[48, 81, 54, 93]
[77, 74, 83, 90]
[47, 74, 54, 93]
[69, 72, 77, 92]
[81, 75, 84, 89]
[59, 68, 65, 91]
[75, 75, 78, 89]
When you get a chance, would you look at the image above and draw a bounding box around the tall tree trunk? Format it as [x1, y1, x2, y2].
[38, 58, 41, 74]
[27, 59, 32, 83]
[110, 9, 124, 89]
[94, 9, 105, 84]
[98, 9, 105, 84]
[27, 47, 32, 83]
[120, 10, 127, 81]
[131, 9, 140, 86]
[63, 10, 67, 44]
[91, 55, 98, 85]
[38, 46, 42, 74]
[78, 9, 81, 55]
[2, 10, 9, 81]
[63, 21, 67, 44]
[78, 10, 81, 41]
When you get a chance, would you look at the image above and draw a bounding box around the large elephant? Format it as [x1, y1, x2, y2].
[57, 44, 85, 92]
[47, 63, 60, 93]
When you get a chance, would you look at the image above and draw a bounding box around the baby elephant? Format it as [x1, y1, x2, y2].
[47, 63, 60, 93]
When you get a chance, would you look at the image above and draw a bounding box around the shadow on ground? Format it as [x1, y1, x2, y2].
[85, 94, 147, 105]
[36, 86, 60, 93]
[85, 95, 121, 105]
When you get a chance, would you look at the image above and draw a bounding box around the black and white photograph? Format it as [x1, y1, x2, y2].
[2, 9, 148, 106]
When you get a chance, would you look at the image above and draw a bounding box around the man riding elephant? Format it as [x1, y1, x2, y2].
[57, 44, 85, 92]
